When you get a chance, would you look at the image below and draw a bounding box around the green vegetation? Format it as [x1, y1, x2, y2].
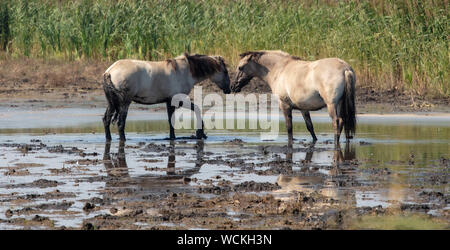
[0, 0, 448, 96]
[349, 214, 449, 230]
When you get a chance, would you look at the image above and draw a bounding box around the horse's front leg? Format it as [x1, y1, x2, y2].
[280, 103, 293, 146]
[190, 102, 207, 139]
[301, 111, 318, 142]
[166, 101, 176, 140]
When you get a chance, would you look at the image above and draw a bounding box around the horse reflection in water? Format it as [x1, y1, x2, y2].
[102, 140, 204, 195]
[276, 143, 357, 205]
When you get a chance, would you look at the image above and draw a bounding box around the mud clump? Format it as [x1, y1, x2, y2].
[64, 158, 100, 165]
[198, 186, 231, 195]
[5, 209, 13, 218]
[4, 168, 30, 176]
[6, 179, 62, 189]
[32, 215, 51, 223]
[400, 203, 431, 212]
[198, 181, 281, 194]
[35, 201, 74, 210]
[47, 145, 83, 154]
[82, 222, 95, 230]
[418, 191, 447, 204]
[224, 139, 244, 145]
[83, 202, 96, 212]
[142, 143, 169, 152]
[233, 181, 281, 192]
[18, 190, 76, 200]
[355, 205, 386, 216]
[6, 201, 74, 217]
[49, 167, 72, 174]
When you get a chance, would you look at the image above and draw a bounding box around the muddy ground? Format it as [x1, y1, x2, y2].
[0, 128, 448, 230]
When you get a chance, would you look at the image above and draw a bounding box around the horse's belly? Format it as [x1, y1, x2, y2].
[292, 94, 326, 111]
[131, 80, 171, 104]
[132, 95, 166, 105]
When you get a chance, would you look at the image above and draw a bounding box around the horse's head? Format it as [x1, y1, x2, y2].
[185, 54, 231, 94]
[231, 51, 264, 93]
[209, 56, 231, 94]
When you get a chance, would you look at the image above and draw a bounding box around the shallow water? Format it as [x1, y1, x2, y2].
[0, 108, 448, 229]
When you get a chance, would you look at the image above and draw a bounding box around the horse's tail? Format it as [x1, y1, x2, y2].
[103, 72, 120, 124]
[341, 69, 356, 139]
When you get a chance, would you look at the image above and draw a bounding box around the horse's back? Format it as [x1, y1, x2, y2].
[280, 58, 352, 109]
[106, 60, 151, 86]
[104, 59, 191, 104]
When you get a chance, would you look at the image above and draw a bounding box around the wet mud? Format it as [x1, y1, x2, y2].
[0, 106, 449, 229]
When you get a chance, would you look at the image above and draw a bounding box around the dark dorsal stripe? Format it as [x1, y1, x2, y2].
[185, 53, 222, 78]
[166, 59, 178, 71]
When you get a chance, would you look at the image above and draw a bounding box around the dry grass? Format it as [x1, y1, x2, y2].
[0, 57, 108, 91]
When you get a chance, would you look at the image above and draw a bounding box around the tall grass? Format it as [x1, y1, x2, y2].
[0, 0, 448, 96]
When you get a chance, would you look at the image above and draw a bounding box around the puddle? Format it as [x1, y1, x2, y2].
[0, 108, 448, 229]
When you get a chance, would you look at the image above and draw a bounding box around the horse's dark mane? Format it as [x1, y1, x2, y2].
[239, 51, 265, 61]
[290, 55, 303, 60]
[240, 51, 303, 61]
[185, 53, 222, 78]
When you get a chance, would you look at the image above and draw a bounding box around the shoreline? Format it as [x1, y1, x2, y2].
[1, 104, 449, 131]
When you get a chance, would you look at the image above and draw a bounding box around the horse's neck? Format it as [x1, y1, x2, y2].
[175, 58, 217, 88]
[174, 61, 197, 88]
[257, 54, 290, 88]
[192, 75, 208, 85]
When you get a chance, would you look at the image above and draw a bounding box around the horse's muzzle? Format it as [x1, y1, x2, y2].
[231, 71, 246, 93]
[231, 82, 241, 93]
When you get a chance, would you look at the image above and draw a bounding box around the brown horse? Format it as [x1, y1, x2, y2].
[232, 50, 356, 145]
[103, 53, 230, 141]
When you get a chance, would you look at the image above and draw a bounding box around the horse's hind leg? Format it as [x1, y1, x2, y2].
[301, 111, 318, 142]
[103, 105, 114, 141]
[102, 81, 117, 141]
[327, 103, 343, 146]
[117, 102, 130, 141]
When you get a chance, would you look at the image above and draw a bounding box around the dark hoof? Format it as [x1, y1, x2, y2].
[196, 130, 207, 139]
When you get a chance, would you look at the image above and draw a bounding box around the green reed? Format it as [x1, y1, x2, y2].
[0, 0, 448, 96]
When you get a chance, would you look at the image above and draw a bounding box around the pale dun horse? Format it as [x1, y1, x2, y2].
[102, 53, 230, 141]
[231, 50, 356, 146]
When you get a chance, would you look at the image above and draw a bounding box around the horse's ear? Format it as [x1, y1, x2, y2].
[183, 52, 189, 58]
